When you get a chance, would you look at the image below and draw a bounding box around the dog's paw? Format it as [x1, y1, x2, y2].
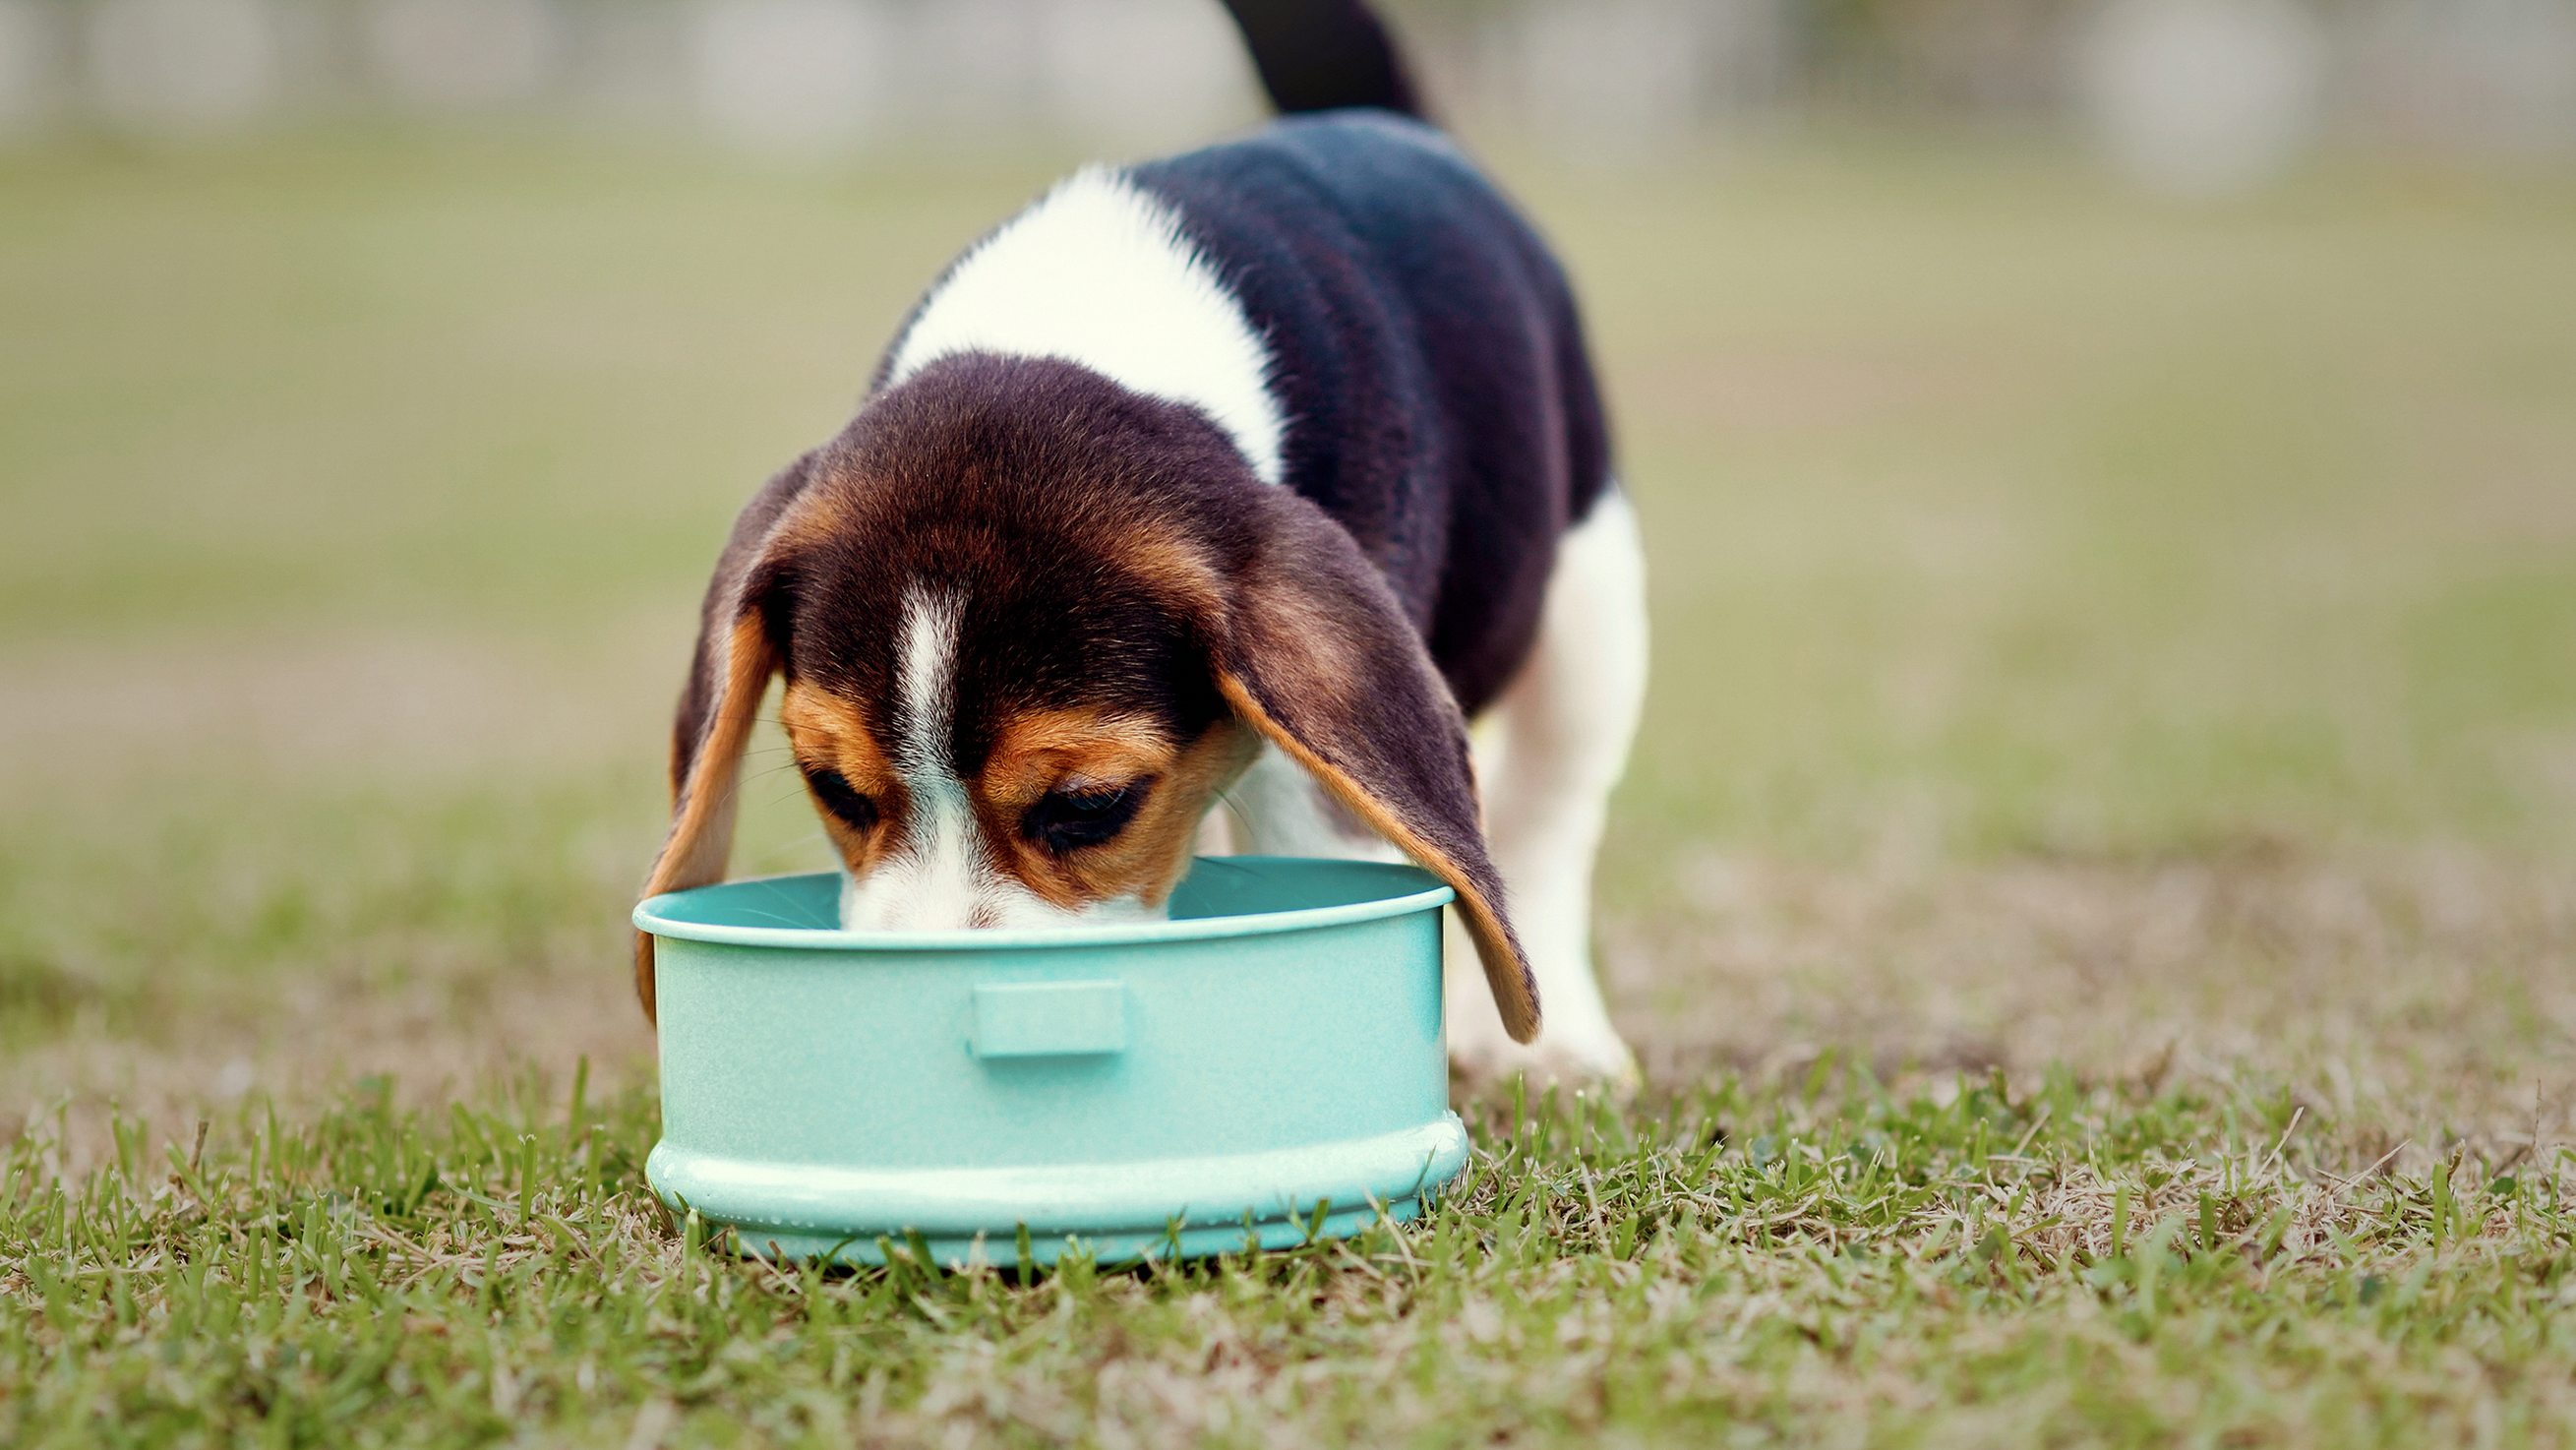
[1448, 1024, 1641, 1097]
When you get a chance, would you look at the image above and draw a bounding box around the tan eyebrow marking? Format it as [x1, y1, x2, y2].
[778, 679, 903, 867]
[980, 707, 1176, 812]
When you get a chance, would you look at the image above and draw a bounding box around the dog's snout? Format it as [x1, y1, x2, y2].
[837, 859, 987, 933]
[836, 855, 1168, 934]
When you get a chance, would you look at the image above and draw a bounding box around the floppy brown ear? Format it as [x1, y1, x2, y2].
[633, 455, 816, 1024]
[1209, 495, 1544, 1044]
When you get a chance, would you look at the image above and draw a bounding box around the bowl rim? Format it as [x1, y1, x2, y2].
[634, 857, 1454, 952]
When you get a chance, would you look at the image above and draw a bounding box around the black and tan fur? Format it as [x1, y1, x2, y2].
[636, 0, 1643, 1071]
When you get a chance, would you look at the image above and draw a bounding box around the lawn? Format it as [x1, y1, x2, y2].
[2, 128, 2574, 1445]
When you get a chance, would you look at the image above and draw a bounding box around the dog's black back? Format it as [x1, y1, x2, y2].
[1131, 114, 1610, 716]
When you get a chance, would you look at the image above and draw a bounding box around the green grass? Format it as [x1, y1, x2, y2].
[3, 130, 2574, 1443]
[10, 1069, 2576, 1445]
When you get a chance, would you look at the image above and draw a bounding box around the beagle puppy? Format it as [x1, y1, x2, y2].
[635, 0, 1647, 1081]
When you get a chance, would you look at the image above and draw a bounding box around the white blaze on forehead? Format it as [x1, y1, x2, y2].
[883, 167, 1287, 488]
[847, 585, 983, 929]
[893, 583, 964, 774]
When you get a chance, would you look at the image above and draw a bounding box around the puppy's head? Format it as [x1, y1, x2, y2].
[635, 355, 1541, 1041]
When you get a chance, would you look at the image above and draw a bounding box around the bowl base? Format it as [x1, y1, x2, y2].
[649, 1116, 1470, 1270]
[721, 1196, 1425, 1269]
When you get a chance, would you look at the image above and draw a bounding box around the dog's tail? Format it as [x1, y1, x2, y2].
[1215, 0, 1426, 120]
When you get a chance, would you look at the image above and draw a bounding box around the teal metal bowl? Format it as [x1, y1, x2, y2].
[635, 856, 1468, 1266]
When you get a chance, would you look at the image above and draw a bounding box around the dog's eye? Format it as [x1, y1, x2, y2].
[802, 767, 878, 832]
[1023, 782, 1146, 854]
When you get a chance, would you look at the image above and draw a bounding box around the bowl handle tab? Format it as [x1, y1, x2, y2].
[972, 981, 1127, 1059]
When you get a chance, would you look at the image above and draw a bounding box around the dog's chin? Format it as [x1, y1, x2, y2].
[835, 867, 1168, 933]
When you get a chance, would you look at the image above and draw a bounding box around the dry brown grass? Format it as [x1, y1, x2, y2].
[0, 627, 680, 1171]
[1610, 840, 2576, 1178]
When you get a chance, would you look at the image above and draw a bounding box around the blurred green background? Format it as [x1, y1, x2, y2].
[2, 0, 2573, 1121]
[3, 12, 2574, 1445]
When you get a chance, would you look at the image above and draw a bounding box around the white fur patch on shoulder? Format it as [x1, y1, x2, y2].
[885, 168, 1288, 487]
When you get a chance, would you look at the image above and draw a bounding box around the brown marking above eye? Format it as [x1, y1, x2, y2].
[779, 679, 904, 867]
[979, 709, 1172, 804]
[977, 706, 1256, 911]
